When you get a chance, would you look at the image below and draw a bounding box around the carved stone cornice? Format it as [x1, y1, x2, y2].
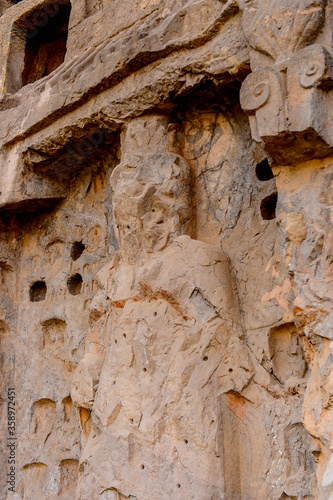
[0, 0, 239, 149]
[239, 0, 333, 164]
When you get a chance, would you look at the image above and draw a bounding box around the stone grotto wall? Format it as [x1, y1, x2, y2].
[0, 0, 332, 499]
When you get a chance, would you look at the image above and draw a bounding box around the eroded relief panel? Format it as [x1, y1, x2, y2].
[0, 0, 332, 499]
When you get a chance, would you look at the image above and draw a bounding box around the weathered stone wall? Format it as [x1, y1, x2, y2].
[0, 0, 332, 499]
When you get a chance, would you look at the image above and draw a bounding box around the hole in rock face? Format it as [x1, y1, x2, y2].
[256, 159, 274, 181]
[0, 320, 8, 339]
[67, 274, 83, 295]
[260, 192, 278, 220]
[70, 241, 85, 261]
[30, 281, 47, 302]
[21, 0, 72, 87]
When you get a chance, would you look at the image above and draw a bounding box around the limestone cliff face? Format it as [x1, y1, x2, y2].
[0, 1, 332, 499]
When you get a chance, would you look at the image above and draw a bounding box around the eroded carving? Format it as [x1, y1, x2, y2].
[30, 398, 56, 437]
[239, 0, 333, 163]
[269, 323, 307, 387]
[21, 463, 49, 499]
[42, 318, 66, 349]
[59, 459, 79, 497]
[1, 1, 333, 497]
[74, 115, 253, 498]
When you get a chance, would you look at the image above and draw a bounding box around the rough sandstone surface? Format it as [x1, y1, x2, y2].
[0, 0, 332, 499]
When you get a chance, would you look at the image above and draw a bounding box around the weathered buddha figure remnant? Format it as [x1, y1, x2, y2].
[73, 115, 254, 499]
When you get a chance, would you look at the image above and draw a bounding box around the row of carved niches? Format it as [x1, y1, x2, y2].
[21, 459, 79, 498]
[21, 398, 89, 495]
[29, 273, 83, 302]
[239, 0, 333, 164]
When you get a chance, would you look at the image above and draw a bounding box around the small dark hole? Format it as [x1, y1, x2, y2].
[123, 333, 127, 338]
[256, 159, 274, 181]
[70, 241, 85, 261]
[30, 281, 47, 302]
[141, 464, 145, 469]
[184, 439, 188, 444]
[143, 367, 147, 372]
[154, 312, 157, 317]
[260, 192, 278, 220]
[177, 484, 181, 489]
[229, 368, 233, 373]
[67, 273, 83, 295]
[203, 356, 208, 361]
[127, 225, 130, 229]
[115, 339, 118, 344]
[152, 209, 155, 212]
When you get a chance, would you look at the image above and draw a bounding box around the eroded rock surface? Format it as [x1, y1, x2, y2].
[0, 0, 332, 499]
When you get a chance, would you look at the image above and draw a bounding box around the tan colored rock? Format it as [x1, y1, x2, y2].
[0, 0, 332, 498]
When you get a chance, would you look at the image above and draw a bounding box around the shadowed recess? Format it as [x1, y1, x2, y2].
[22, 0, 72, 86]
[67, 273, 83, 295]
[70, 241, 85, 261]
[260, 192, 278, 220]
[256, 159, 274, 181]
[30, 281, 47, 302]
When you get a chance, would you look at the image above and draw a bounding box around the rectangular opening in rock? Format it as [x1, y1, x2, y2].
[22, 0, 71, 86]
[6, 0, 71, 92]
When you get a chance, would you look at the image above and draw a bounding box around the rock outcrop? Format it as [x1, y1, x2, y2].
[0, 0, 332, 499]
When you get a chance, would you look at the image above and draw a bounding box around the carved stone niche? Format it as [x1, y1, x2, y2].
[239, 0, 333, 164]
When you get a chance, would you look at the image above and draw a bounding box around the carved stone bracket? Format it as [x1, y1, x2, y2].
[239, 0, 333, 164]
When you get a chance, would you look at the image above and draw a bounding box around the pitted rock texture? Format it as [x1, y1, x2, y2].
[0, 1, 333, 499]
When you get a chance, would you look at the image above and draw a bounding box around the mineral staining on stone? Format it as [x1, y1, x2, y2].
[0, 0, 332, 499]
